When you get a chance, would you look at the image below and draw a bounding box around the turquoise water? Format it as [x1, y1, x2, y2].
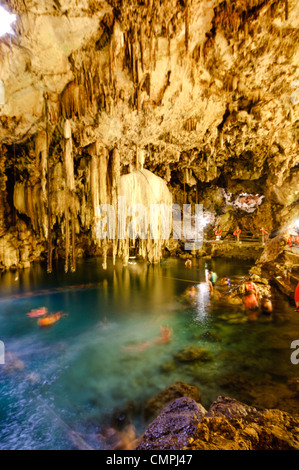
[0, 257, 299, 450]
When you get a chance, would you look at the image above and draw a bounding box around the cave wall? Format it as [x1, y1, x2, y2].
[0, 0, 298, 270]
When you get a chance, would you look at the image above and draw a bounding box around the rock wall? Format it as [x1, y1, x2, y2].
[0, 0, 298, 269]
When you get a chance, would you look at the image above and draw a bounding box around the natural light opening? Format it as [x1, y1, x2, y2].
[0, 5, 16, 37]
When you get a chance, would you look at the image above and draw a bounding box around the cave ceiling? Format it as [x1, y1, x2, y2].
[0, 0, 298, 202]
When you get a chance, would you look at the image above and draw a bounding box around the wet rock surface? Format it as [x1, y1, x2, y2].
[174, 345, 214, 363]
[136, 397, 207, 450]
[136, 395, 299, 450]
[144, 381, 202, 420]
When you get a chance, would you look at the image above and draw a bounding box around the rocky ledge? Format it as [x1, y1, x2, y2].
[135, 395, 299, 450]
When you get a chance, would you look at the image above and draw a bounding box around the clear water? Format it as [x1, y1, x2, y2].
[0, 257, 298, 450]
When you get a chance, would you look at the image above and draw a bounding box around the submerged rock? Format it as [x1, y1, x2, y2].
[174, 346, 213, 363]
[144, 381, 202, 420]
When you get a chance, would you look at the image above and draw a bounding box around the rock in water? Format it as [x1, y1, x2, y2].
[174, 345, 213, 363]
[136, 397, 207, 450]
[136, 395, 299, 450]
[144, 381, 202, 420]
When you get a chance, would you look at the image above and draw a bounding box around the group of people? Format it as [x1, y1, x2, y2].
[183, 259, 275, 322]
[241, 279, 273, 321]
[207, 268, 273, 321]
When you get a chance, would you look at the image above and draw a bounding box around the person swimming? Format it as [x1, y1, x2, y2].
[185, 259, 192, 268]
[261, 297, 273, 315]
[242, 289, 259, 321]
[154, 326, 173, 344]
[122, 326, 173, 351]
[244, 278, 259, 297]
[185, 285, 198, 299]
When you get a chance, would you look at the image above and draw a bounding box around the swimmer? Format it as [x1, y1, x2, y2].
[122, 341, 152, 352]
[261, 297, 273, 316]
[154, 326, 173, 344]
[185, 285, 198, 299]
[242, 289, 259, 321]
[185, 259, 192, 269]
[244, 278, 259, 297]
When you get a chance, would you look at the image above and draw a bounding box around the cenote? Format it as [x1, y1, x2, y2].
[0, 257, 298, 450]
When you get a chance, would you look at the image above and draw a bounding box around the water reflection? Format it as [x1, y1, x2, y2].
[0, 257, 299, 450]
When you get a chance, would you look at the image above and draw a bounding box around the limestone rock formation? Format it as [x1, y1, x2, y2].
[0, 0, 298, 269]
[136, 395, 299, 450]
[144, 381, 202, 420]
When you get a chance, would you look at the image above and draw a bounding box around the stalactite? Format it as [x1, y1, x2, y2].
[63, 119, 75, 273]
[44, 93, 52, 273]
[61, 81, 88, 119]
[185, 0, 190, 53]
[149, 32, 154, 72]
[90, 145, 99, 216]
[111, 147, 120, 266]
[139, 24, 145, 72]
[285, 0, 288, 20]
[98, 145, 109, 269]
[99, 145, 108, 206]
[109, 40, 113, 86]
[0, 145, 7, 241]
[219, 130, 224, 149]
[65, 206, 70, 273]
[71, 216, 76, 272]
[12, 143, 16, 227]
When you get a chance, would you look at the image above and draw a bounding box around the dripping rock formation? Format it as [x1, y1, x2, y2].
[0, 0, 298, 270]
